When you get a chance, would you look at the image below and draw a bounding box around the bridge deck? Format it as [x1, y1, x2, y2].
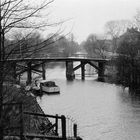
[5, 57, 109, 62]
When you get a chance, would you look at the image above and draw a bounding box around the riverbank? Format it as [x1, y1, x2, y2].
[104, 64, 140, 94]
[2, 84, 55, 139]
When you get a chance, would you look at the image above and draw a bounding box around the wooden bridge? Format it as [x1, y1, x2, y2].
[5, 55, 109, 84]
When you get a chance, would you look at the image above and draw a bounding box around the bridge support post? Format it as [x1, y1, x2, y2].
[26, 61, 32, 85]
[81, 61, 85, 80]
[98, 62, 105, 82]
[42, 63, 46, 80]
[66, 61, 75, 80]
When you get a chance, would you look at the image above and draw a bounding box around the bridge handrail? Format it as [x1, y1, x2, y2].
[4, 52, 108, 60]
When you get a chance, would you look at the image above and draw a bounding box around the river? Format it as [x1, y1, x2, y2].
[37, 64, 140, 140]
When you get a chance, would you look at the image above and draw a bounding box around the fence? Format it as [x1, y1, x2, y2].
[2, 103, 81, 140]
[24, 112, 78, 139]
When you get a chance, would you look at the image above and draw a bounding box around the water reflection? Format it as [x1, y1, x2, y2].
[37, 66, 140, 140]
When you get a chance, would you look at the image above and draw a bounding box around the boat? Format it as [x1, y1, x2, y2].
[39, 80, 60, 94]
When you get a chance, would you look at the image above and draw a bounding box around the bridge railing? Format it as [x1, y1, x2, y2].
[6, 52, 104, 60]
[46, 53, 102, 59]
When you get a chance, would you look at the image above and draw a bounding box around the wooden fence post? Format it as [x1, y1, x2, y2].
[73, 124, 77, 138]
[55, 114, 58, 136]
[61, 115, 66, 139]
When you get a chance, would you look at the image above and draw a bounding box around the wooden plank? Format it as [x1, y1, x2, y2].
[24, 111, 62, 119]
[24, 133, 77, 140]
[73, 62, 88, 71]
[16, 68, 42, 76]
[87, 61, 100, 71]
[16, 63, 43, 76]
[24, 133, 64, 140]
[4, 134, 63, 140]
[5, 57, 109, 63]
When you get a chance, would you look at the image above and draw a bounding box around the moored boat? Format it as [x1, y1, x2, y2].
[40, 80, 60, 94]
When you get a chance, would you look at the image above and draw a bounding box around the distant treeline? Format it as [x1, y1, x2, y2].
[105, 28, 140, 92]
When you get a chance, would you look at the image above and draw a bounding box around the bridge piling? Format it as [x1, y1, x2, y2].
[98, 62, 105, 82]
[81, 61, 85, 80]
[66, 61, 75, 80]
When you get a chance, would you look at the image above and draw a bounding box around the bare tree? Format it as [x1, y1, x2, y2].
[83, 34, 108, 58]
[104, 20, 133, 53]
[83, 34, 98, 57]
[0, 0, 64, 138]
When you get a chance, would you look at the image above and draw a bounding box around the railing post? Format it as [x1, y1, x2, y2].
[73, 123, 77, 138]
[61, 115, 66, 139]
[55, 114, 58, 136]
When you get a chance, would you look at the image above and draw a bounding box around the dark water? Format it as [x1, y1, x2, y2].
[37, 65, 140, 140]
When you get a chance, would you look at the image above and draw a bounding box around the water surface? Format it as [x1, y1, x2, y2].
[37, 65, 140, 140]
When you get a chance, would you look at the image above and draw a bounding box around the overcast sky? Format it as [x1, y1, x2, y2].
[49, 0, 140, 43]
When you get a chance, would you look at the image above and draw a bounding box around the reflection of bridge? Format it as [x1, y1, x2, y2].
[6, 56, 109, 84]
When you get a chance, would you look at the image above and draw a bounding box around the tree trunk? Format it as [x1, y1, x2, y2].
[0, 62, 4, 140]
